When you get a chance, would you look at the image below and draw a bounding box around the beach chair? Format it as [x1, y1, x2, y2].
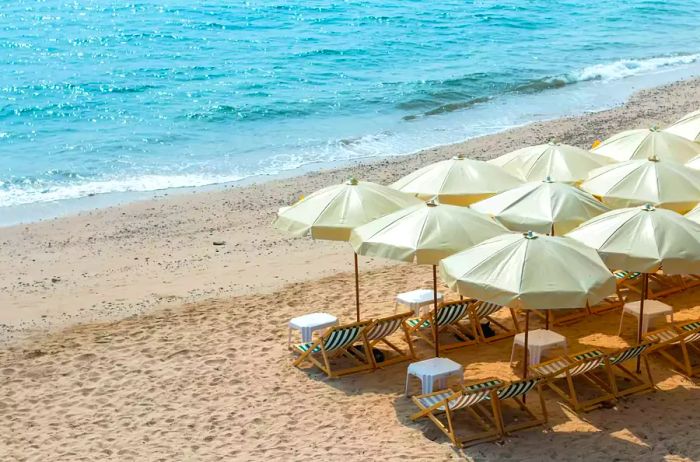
[493, 378, 548, 436]
[406, 301, 475, 352]
[643, 321, 700, 378]
[357, 312, 416, 368]
[411, 379, 503, 448]
[605, 341, 656, 398]
[292, 320, 372, 378]
[530, 349, 615, 412]
[469, 301, 519, 343]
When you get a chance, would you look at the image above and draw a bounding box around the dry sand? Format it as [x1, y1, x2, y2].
[2, 78, 700, 461]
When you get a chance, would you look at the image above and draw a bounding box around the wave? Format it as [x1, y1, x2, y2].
[0, 173, 245, 207]
[571, 53, 700, 82]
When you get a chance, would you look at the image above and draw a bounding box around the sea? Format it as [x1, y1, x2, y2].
[2, 0, 700, 224]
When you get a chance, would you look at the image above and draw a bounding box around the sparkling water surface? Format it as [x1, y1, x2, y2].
[1, 1, 700, 209]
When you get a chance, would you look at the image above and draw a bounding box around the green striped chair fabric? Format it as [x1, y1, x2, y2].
[406, 302, 470, 329]
[295, 326, 361, 354]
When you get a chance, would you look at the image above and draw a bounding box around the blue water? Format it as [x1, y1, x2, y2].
[2, 1, 700, 210]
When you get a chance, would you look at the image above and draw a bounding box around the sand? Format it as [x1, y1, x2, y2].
[2, 77, 700, 461]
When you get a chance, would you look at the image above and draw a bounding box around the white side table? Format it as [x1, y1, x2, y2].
[618, 299, 674, 335]
[510, 329, 568, 366]
[395, 289, 444, 316]
[288, 313, 338, 346]
[405, 357, 463, 396]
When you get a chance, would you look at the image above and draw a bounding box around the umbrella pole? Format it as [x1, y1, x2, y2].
[433, 265, 439, 358]
[636, 273, 649, 373]
[523, 311, 530, 378]
[545, 310, 550, 330]
[354, 252, 360, 322]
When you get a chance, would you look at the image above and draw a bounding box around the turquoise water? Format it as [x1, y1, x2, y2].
[2, 1, 700, 210]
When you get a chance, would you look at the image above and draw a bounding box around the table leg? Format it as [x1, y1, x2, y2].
[405, 372, 411, 396]
[288, 328, 292, 347]
[510, 342, 517, 366]
[617, 310, 626, 336]
[642, 316, 649, 335]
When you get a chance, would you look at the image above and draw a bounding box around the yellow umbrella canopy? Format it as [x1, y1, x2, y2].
[440, 231, 616, 311]
[489, 141, 611, 183]
[686, 203, 700, 225]
[350, 199, 509, 265]
[566, 204, 700, 275]
[581, 156, 700, 213]
[471, 178, 610, 235]
[274, 178, 421, 241]
[664, 109, 700, 142]
[591, 127, 700, 163]
[390, 154, 523, 206]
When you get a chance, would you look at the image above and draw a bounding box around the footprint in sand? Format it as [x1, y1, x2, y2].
[75, 353, 97, 361]
[204, 358, 226, 366]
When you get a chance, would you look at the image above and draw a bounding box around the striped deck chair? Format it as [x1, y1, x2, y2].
[292, 320, 372, 378]
[358, 312, 416, 368]
[493, 378, 548, 436]
[469, 301, 520, 343]
[406, 301, 475, 352]
[605, 341, 656, 398]
[644, 321, 700, 378]
[411, 379, 503, 448]
[530, 349, 615, 412]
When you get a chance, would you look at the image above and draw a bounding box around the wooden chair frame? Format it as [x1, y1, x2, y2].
[406, 301, 475, 352]
[530, 349, 616, 412]
[411, 379, 503, 448]
[644, 322, 700, 378]
[469, 301, 520, 343]
[604, 342, 656, 398]
[356, 312, 416, 369]
[493, 378, 548, 436]
[292, 320, 373, 378]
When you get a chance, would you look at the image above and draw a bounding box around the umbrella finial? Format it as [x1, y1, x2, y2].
[642, 203, 656, 212]
[648, 154, 660, 162]
[346, 177, 359, 185]
[543, 176, 554, 183]
[548, 138, 559, 146]
[523, 230, 538, 239]
[453, 153, 466, 160]
[426, 197, 439, 207]
[650, 125, 659, 132]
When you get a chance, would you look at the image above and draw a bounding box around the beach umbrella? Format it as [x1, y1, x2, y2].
[566, 204, 700, 370]
[350, 199, 509, 356]
[390, 154, 523, 206]
[591, 127, 700, 163]
[274, 178, 421, 320]
[664, 109, 700, 142]
[489, 141, 612, 183]
[471, 178, 610, 235]
[686, 203, 700, 225]
[440, 231, 616, 376]
[686, 155, 700, 171]
[581, 155, 700, 213]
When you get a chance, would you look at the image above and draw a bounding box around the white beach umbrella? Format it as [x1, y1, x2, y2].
[274, 178, 421, 320]
[591, 127, 700, 163]
[489, 141, 611, 183]
[664, 109, 700, 142]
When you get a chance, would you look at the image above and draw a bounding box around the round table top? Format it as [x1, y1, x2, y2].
[407, 357, 462, 375]
[289, 312, 337, 329]
[514, 328, 566, 346]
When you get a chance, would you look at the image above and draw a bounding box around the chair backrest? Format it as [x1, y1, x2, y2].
[472, 301, 503, 319]
[365, 314, 407, 341]
[608, 343, 652, 365]
[447, 388, 493, 411]
[568, 356, 605, 376]
[680, 322, 700, 343]
[497, 378, 540, 400]
[645, 328, 678, 344]
[436, 302, 470, 326]
[322, 324, 365, 352]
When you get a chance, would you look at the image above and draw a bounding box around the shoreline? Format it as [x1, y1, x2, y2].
[3, 76, 700, 345]
[3, 60, 700, 228]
